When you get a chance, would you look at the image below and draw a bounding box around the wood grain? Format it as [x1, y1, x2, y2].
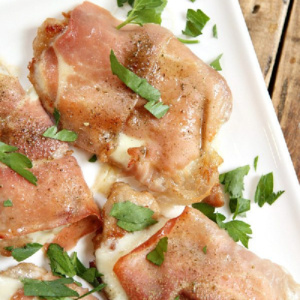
[271, 0, 300, 180]
[239, 0, 290, 85]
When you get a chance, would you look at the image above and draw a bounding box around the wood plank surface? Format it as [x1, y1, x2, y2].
[239, 0, 290, 86]
[239, 0, 299, 181]
[271, 0, 300, 180]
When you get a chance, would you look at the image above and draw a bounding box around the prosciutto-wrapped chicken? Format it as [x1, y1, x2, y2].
[95, 183, 300, 300]
[0, 263, 98, 299]
[29, 2, 232, 206]
[0, 69, 101, 255]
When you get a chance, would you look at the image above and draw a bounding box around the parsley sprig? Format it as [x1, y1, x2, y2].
[110, 50, 169, 118]
[0, 141, 37, 185]
[117, 0, 167, 29]
[146, 237, 168, 266]
[43, 108, 77, 142]
[5, 243, 43, 261]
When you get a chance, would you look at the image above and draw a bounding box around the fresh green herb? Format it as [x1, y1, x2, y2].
[219, 165, 250, 199]
[255, 173, 284, 207]
[210, 54, 223, 71]
[117, 0, 167, 29]
[22, 278, 78, 298]
[43, 108, 77, 142]
[7, 243, 43, 262]
[144, 100, 169, 119]
[88, 154, 97, 163]
[177, 38, 199, 44]
[253, 156, 259, 171]
[229, 198, 250, 219]
[5, 246, 13, 251]
[3, 199, 13, 207]
[174, 297, 180, 300]
[190, 0, 196, 2]
[0, 142, 37, 185]
[76, 283, 106, 299]
[146, 237, 168, 266]
[110, 50, 169, 118]
[213, 24, 218, 38]
[202, 245, 207, 254]
[182, 9, 210, 37]
[117, 0, 134, 7]
[110, 201, 158, 232]
[193, 203, 252, 248]
[47, 244, 76, 278]
[71, 252, 103, 287]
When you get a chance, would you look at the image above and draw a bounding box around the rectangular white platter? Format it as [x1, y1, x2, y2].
[0, 0, 299, 298]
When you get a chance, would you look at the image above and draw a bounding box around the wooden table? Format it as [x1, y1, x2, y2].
[239, 0, 299, 181]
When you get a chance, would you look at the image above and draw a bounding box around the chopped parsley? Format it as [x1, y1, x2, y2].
[182, 9, 210, 37]
[110, 201, 158, 231]
[88, 154, 97, 163]
[229, 198, 250, 220]
[3, 199, 13, 207]
[117, 0, 134, 7]
[146, 237, 168, 266]
[6, 243, 42, 261]
[0, 142, 37, 185]
[253, 156, 259, 171]
[210, 54, 223, 71]
[202, 245, 207, 254]
[110, 50, 169, 118]
[43, 108, 78, 142]
[117, 0, 167, 29]
[255, 172, 284, 207]
[213, 24, 218, 38]
[177, 37, 199, 44]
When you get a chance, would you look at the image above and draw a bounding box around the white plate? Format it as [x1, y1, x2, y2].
[0, 0, 299, 296]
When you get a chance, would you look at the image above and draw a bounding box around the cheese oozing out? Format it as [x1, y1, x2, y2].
[95, 218, 167, 300]
[109, 133, 144, 168]
[0, 275, 23, 300]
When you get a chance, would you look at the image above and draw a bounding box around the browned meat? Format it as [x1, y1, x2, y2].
[29, 2, 232, 206]
[95, 183, 300, 300]
[0, 69, 101, 255]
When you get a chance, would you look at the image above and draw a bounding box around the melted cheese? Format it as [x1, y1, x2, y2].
[0, 275, 23, 300]
[110, 133, 144, 168]
[26, 225, 65, 244]
[95, 218, 167, 300]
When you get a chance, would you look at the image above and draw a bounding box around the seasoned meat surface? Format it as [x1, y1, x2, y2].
[29, 2, 232, 205]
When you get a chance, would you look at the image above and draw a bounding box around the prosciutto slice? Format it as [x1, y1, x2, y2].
[29, 2, 232, 206]
[0, 69, 101, 255]
[0, 263, 98, 299]
[95, 184, 300, 300]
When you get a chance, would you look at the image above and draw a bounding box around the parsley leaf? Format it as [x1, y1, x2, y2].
[219, 165, 250, 199]
[117, 0, 134, 7]
[177, 38, 199, 44]
[22, 278, 78, 298]
[7, 243, 43, 262]
[253, 155, 259, 171]
[110, 201, 158, 232]
[76, 283, 106, 299]
[117, 0, 167, 29]
[255, 173, 284, 207]
[110, 50, 169, 118]
[88, 154, 97, 163]
[193, 203, 252, 248]
[229, 198, 251, 219]
[202, 245, 207, 254]
[212, 24, 218, 38]
[47, 244, 76, 278]
[146, 237, 168, 266]
[43, 108, 78, 142]
[0, 142, 37, 185]
[144, 100, 169, 119]
[210, 54, 223, 71]
[3, 199, 13, 207]
[182, 9, 210, 37]
[71, 252, 103, 287]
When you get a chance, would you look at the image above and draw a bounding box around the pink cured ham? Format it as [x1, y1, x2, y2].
[29, 2, 232, 206]
[0, 263, 98, 300]
[0, 70, 101, 255]
[114, 207, 300, 300]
